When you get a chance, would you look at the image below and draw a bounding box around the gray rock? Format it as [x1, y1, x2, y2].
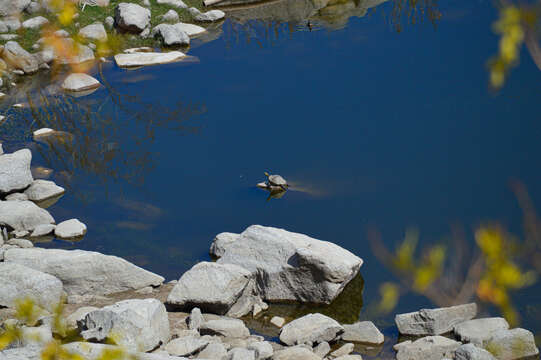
[152, 23, 190, 46]
[200, 318, 250, 338]
[455, 344, 496, 360]
[272, 346, 320, 360]
[0, 201, 54, 232]
[53, 29, 70, 37]
[2, 41, 38, 73]
[156, 0, 187, 8]
[0, 34, 18, 41]
[334, 356, 363, 360]
[54, 218, 87, 238]
[5, 192, 29, 201]
[188, 7, 225, 21]
[270, 316, 286, 328]
[0, 149, 33, 193]
[25, 1, 42, 13]
[24, 179, 65, 202]
[65, 306, 98, 331]
[167, 261, 252, 314]
[7, 238, 33, 247]
[12, 229, 29, 238]
[188, 307, 204, 330]
[0, 262, 63, 312]
[483, 328, 539, 360]
[211, 232, 240, 258]
[114, 51, 186, 67]
[30, 223, 55, 237]
[80, 299, 170, 352]
[454, 318, 509, 346]
[4, 247, 164, 296]
[330, 343, 354, 357]
[279, 313, 343, 346]
[46, 39, 94, 64]
[313, 341, 330, 358]
[164, 336, 209, 356]
[19, 325, 53, 347]
[229, 348, 256, 360]
[22, 16, 48, 29]
[79, 23, 107, 42]
[395, 303, 477, 336]
[213, 225, 362, 305]
[197, 342, 227, 359]
[341, 321, 384, 345]
[105, 16, 114, 29]
[173, 22, 207, 37]
[61, 73, 100, 92]
[247, 341, 273, 360]
[2, 17, 21, 31]
[0, 0, 31, 16]
[115, 3, 151, 33]
[0, 345, 42, 360]
[63, 342, 181, 360]
[394, 336, 461, 360]
[0, 20, 7, 33]
[161, 9, 179, 22]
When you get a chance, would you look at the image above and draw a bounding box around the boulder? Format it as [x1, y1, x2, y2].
[21, 16, 48, 29]
[0, 149, 33, 193]
[24, 179, 65, 202]
[167, 261, 252, 314]
[0, 262, 63, 312]
[115, 3, 151, 33]
[279, 313, 343, 346]
[247, 341, 274, 360]
[2, 41, 38, 73]
[272, 346, 320, 360]
[313, 341, 330, 358]
[0, 201, 55, 232]
[394, 336, 461, 360]
[161, 9, 179, 22]
[0, 345, 42, 360]
[54, 218, 87, 239]
[188, 7, 225, 21]
[196, 342, 227, 359]
[164, 336, 209, 356]
[30, 223, 55, 237]
[199, 318, 250, 338]
[156, 0, 187, 8]
[454, 318, 509, 346]
[210, 232, 239, 258]
[187, 307, 204, 330]
[80, 299, 170, 352]
[455, 344, 496, 360]
[213, 225, 363, 304]
[395, 303, 477, 336]
[3, 248, 164, 296]
[5, 192, 29, 201]
[483, 328, 539, 360]
[2, 17, 21, 31]
[0, 0, 31, 16]
[78, 23, 107, 42]
[152, 23, 190, 46]
[341, 321, 384, 345]
[114, 51, 186, 67]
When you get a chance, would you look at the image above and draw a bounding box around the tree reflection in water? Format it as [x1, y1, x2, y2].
[0, 63, 206, 197]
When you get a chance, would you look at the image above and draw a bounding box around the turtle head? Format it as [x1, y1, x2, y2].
[264, 171, 270, 178]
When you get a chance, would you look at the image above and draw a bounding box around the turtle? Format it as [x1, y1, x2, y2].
[264, 172, 288, 191]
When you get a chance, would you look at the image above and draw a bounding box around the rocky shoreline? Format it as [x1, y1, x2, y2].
[0, 147, 540, 360]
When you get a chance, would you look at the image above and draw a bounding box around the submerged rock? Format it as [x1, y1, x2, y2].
[0, 262, 63, 312]
[0, 200, 55, 232]
[80, 299, 170, 352]
[114, 51, 186, 67]
[394, 336, 461, 360]
[279, 313, 343, 346]
[341, 321, 384, 345]
[0, 148, 33, 194]
[483, 328, 539, 360]
[3, 247, 164, 296]
[54, 218, 87, 239]
[454, 317, 509, 346]
[115, 3, 151, 33]
[212, 225, 363, 304]
[24, 179, 65, 202]
[395, 303, 477, 336]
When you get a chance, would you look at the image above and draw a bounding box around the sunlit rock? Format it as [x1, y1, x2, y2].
[160, 9, 179, 22]
[454, 317, 509, 346]
[455, 344, 496, 360]
[341, 321, 384, 345]
[61, 73, 101, 92]
[114, 3, 151, 33]
[1, 41, 38, 74]
[395, 303, 477, 336]
[394, 336, 461, 360]
[279, 313, 343, 346]
[54, 218, 86, 239]
[272, 346, 320, 360]
[483, 328, 539, 360]
[0, 201, 54, 231]
[164, 336, 209, 357]
[30, 223, 55, 237]
[199, 318, 250, 338]
[0, 262, 63, 312]
[114, 51, 186, 67]
[0, 149, 33, 194]
[3, 247, 165, 296]
[152, 23, 190, 46]
[80, 299, 170, 352]
[79, 22, 108, 42]
[157, 0, 187, 9]
[21, 16, 48, 30]
[24, 179, 65, 202]
[188, 7, 225, 21]
[0, 0, 31, 16]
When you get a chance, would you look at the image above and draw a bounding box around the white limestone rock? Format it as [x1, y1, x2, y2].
[394, 336, 461, 360]
[279, 313, 343, 346]
[0, 200, 54, 232]
[483, 328, 539, 360]
[114, 51, 186, 67]
[54, 218, 87, 238]
[24, 179, 65, 202]
[341, 321, 384, 345]
[0, 148, 33, 193]
[454, 317, 509, 346]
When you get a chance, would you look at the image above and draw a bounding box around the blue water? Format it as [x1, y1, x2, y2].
[2, 0, 541, 351]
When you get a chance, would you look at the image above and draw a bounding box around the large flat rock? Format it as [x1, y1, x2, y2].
[4, 248, 164, 296]
[0, 262, 63, 312]
[212, 225, 363, 304]
[114, 51, 186, 67]
[0, 200, 55, 231]
[0, 149, 33, 194]
[395, 303, 477, 336]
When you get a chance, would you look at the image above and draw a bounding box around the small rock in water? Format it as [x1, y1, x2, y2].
[395, 303, 477, 336]
[270, 316, 286, 328]
[54, 218, 87, 239]
[24, 179, 65, 202]
[279, 313, 343, 346]
[31, 223, 56, 237]
[394, 336, 461, 360]
[483, 328, 539, 360]
[454, 343, 496, 360]
[62, 73, 101, 92]
[114, 51, 186, 67]
[341, 321, 384, 345]
[188, 7, 225, 22]
[454, 317, 509, 346]
[33, 128, 55, 137]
